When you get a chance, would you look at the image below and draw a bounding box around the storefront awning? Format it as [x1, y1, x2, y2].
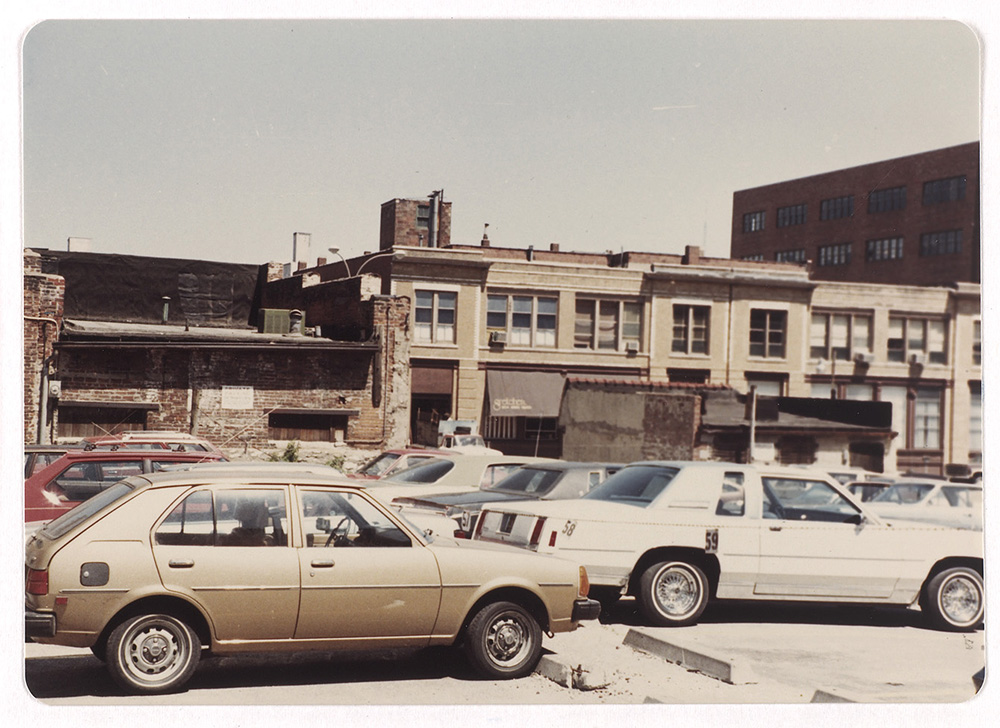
[486, 370, 566, 418]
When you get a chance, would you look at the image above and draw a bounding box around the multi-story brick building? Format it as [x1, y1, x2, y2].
[304, 217, 981, 475]
[730, 142, 980, 287]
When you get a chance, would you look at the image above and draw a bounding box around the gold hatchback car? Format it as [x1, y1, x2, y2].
[25, 468, 600, 694]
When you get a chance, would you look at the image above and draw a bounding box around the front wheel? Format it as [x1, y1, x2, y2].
[464, 601, 543, 679]
[923, 567, 984, 631]
[106, 613, 201, 694]
[638, 560, 709, 627]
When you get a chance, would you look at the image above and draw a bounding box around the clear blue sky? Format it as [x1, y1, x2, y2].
[18, 16, 982, 264]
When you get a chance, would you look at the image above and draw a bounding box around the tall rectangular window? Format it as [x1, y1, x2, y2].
[923, 175, 967, 205]
[888, 316, 947, 364]
[970, 384, 982, 461]
[810, 312, 871, 360]
[973, 320, 981, 366]
[414, 290, 456, 344]
[743, 211, 765, 233]
[866, 237, 904, 261]
[575, 298, 642, 352]
[776, 204, 808, 228]
[817, 242, 852, 267]
[820, 195, 854, 220]
[913, 388, 942, 449]
[749, 309, 786, 359]
[868, 185, 907, 213]
[919, 230, 963, 256]
[486, 293, 557, 348]
[672, 304, 710, 355]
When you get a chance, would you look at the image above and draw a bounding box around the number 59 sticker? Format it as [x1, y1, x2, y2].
[705, 528, 719, 554]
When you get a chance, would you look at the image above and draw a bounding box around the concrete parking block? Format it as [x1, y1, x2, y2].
[810, 688, 858, 703]
[623, 628, 756, 685]
[535, 654, 611, 690]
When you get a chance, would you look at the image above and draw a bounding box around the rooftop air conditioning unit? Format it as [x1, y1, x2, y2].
[489, 331, 507, 345]
[853, 351, 874, 365]
[258, 308, 303, 335]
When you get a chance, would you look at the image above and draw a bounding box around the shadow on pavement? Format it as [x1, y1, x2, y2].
[25, 645, 472, 700]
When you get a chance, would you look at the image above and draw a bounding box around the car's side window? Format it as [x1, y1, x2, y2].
[716, 472, 745, 516]
[761, 477, 860, 523]
[155, 488, 287, 547]
[480, 464, 521, 487]
[300, 490, 411, 548]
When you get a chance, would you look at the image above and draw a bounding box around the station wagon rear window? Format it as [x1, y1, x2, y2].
[583, 465, 680, 506]
[40, 480, 138, 539]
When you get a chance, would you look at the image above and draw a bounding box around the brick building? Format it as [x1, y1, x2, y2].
[23, 249, 65, 444]
[24, 249, 410, 452]
[379, 191, 452, 249]
[730, 142, 980, 287]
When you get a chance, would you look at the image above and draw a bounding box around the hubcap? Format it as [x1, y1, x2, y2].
[123, 620, 186, 683]
[486, 614, 529, 665]
[655, 567, 699, 617]
[940, 574, 982, 624]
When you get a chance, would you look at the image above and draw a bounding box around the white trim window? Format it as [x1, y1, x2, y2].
[749, 309, 786, 359]
[810, 312, 872, 361]
[575, 298, 642, 352]
[888, 316, 947, 364]
[487, 294, 557, 347]
[672, 304, 710, 355]
[414, 290, 457, 344]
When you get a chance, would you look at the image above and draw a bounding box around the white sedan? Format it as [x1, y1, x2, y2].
[473, 461, 984, 631]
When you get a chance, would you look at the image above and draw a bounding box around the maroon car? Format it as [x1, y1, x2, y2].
[25, 449, 225, 525]
[349, 448, 452, 480]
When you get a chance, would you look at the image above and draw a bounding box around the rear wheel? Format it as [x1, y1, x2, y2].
[638, 560, 709, 627]
[464, 601, 542, 679]
[923, 567, 984, 631]
[106, 613, 201, 694]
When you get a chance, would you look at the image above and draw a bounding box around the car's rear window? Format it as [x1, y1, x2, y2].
[40, 479, 139, 539]
[384, 459, 456, 483]
[583, 465, 680, 506]
[488, 468, 562, 495]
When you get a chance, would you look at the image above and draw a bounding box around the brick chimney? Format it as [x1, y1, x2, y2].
[683, 245, 702, 265]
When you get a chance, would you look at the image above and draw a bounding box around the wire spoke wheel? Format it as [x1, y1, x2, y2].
[925, 567, 984, 631]
[639, 560, 709, 627]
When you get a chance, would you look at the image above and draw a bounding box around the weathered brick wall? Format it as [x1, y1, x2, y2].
[23, 250, 65, 444]
[53, 295, 412, 451]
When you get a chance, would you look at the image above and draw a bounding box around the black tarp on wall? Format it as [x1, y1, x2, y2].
[37, 250, 260, 327]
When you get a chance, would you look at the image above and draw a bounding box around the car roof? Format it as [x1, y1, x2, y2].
[512, 461, 620, 472]
[134, 468, 368, 491]
[47, 449, 222, 463]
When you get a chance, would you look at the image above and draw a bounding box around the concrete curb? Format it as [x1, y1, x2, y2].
[623, 628, 756, 685]
[535, 654, 610, 691]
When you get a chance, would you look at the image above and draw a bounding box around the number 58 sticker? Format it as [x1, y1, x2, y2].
[705, 528, 719, 554]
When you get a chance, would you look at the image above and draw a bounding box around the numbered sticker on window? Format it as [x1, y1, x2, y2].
[705, 528, 719, 554]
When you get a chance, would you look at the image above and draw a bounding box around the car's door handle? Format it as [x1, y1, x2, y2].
[768, 526, 782, 532]
[168, 559, 195, 568]
[310, 559, 335, 568]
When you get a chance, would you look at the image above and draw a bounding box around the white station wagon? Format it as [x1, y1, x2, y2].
[473, 461, 984, 631]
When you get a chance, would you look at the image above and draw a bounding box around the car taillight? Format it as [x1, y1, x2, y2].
[578, 566, 590, 598]
[528, 517, 547, 547]
[26, 568, 48, 596]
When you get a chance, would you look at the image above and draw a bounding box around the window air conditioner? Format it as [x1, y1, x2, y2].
[489, 331, 507, 345]
[624, 341, 640, 354]
[853, 351, 874, 365]
[909, 352, 927, 366]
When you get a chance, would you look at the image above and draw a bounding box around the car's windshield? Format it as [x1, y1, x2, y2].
[871, 483, 935, 504]
[583, 465, 680, 506]
[383, 458, 456, 484]
[487, 467, 562, 495]
[39, 479, 139, 539]
[357, 453, 400, 477]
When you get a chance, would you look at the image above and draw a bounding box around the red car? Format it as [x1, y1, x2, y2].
[349, 448, 453, 480]
[25, 449, 225, 525]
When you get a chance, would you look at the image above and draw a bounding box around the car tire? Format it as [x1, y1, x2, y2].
[923, 567, 984, 631]
[464, 601, 543, 679]
[106, 613, 201, 694]
[638, 560, 709, 627]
